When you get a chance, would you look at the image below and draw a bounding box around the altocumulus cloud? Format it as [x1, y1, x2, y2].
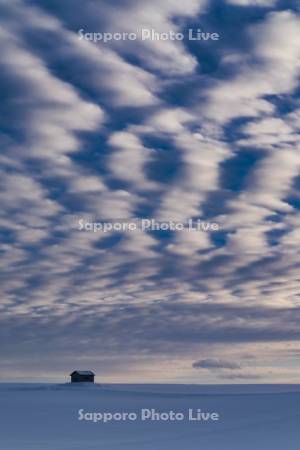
[0, 0, 300, 382]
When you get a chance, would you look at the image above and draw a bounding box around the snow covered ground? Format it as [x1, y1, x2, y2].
[1, 383, 300, 449]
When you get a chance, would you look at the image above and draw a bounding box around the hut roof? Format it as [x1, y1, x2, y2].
[70, 370, 95, 376]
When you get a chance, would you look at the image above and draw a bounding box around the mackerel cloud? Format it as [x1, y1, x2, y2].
[0, 0, 300, 382]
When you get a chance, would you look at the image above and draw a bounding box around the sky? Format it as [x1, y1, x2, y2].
[1, 0, 300, 383]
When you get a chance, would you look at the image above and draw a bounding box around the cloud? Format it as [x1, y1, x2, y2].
[226, 0, 277, 6]
[204, 11, 300, 123]
[87, 0, 207, 75]
[193, 358, 241, 370]
[108, 131, 156, 190]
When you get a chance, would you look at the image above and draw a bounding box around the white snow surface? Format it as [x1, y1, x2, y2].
[1, 383, 300, 449]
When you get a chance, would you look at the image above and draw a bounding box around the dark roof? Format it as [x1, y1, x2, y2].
[70, 370, 95, 376]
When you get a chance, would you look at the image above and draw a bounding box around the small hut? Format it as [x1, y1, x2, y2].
[70, 370, 95, 383]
